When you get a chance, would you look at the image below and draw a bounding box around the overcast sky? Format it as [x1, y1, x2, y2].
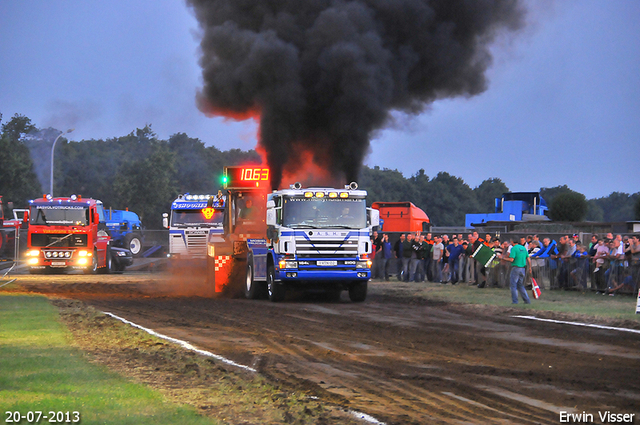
[1, 1, 638, 199]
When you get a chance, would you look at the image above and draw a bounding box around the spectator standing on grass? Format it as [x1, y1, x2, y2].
[379, 234, 393, 281]
[423, 233, 433, 282]
[446, 237, 465, 284]
[559, 238, 577, 289]
[459, 241, 468, 283]
[570, 242, 589, 290]
[629, 235, 640, 270]
[605, 239, 625, 290]
[473, 232, 488, 287]
[593, 238, 609, 292]
[605, 238, 631, 295]
[623, 236, 632, 263]
[402, 233, 415, 282]
[415, 234, 428, 282]
[441, 236, 451, 283]
[528, 240, 542, 284]
[549, 236, 568, 289]
[489, 239, 504, 287]
[409, 233, 422, 282]
[504, 237, 532, 304]
[432, 236, 444, 283]
[370, 230, 380, 278]
[466, 234, 477, 284]
[394, 234, 405, 281]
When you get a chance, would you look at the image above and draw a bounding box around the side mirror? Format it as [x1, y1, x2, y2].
[266, 209, 276, 226]
[162, 213, 169, 229]
[367, 208, 380, 228]
[21, 210, 30, 229]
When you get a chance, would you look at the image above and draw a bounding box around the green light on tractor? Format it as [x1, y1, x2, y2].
[222, 175, 228, 184]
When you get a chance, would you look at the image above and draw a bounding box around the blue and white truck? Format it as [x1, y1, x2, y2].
[207, 166, 378, 302]
[164, 193, 224, 258]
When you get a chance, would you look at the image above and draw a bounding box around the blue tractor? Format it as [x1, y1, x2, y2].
[105, 209, 144, 256]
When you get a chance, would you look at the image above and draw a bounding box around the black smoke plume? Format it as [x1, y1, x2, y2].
[187, 0, 525, 189]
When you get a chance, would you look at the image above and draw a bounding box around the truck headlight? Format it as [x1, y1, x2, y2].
[78, 250, 89, 257]
[356, 260, 371, 269]
[279, 260, 298, 269]
[26, 250, 40, 257]
[27, 258, 39, 265]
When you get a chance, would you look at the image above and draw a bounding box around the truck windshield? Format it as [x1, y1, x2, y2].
[171, 209, 223, 227]
[30, 205, 89, 226]
[282, 198, 366, 228]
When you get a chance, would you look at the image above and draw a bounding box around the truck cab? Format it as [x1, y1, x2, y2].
[207, 166, 379, 302]
[25, 195, 132, 274]
[165, 193, 224, 258]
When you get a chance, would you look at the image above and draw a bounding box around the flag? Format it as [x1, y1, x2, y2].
[531, 277, 541, 299]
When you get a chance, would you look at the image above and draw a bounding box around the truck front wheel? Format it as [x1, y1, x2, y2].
[267, 264, 285, 302]
[244, 257, 264, 299]
[84, 251, 98, 275]
[348, 281, 367, 302]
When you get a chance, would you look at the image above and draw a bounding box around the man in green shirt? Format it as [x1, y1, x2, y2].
[504, 237, 532, 304]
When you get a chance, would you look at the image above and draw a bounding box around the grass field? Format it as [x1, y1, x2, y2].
[371, 279, 640, 324]
[0, 293, 359, 424]
[0, 294, 220, 425]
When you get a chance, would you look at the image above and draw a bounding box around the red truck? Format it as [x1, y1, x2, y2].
[371, 201, 430, 234]
[25, 195, 132, 274]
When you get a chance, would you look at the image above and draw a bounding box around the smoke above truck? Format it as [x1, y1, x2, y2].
[187, 0, 526, 189]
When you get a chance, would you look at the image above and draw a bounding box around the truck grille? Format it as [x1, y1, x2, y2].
[30, 233, 88, 247]
[170, 233, 207, 257]
[186, 233, 207, 253]
[295, 238, 359, 258]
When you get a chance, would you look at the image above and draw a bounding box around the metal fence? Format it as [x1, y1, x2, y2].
[375, 249, 640, 296]
[0, 228, 25, 265]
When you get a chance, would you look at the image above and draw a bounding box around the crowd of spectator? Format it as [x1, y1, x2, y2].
[369, 231, 640, 297]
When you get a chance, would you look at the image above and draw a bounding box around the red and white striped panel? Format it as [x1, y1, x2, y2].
[214, 255, 231, 272]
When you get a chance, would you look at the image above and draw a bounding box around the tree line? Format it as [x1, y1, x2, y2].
[1, 114, 639, 228]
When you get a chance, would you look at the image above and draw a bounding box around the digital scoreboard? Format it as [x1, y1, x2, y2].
[223, 166, 270, 189]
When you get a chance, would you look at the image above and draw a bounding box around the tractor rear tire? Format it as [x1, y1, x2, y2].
[124, 233, 143, 257]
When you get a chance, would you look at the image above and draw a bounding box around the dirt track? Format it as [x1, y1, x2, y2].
[10, 273, 640, 424]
